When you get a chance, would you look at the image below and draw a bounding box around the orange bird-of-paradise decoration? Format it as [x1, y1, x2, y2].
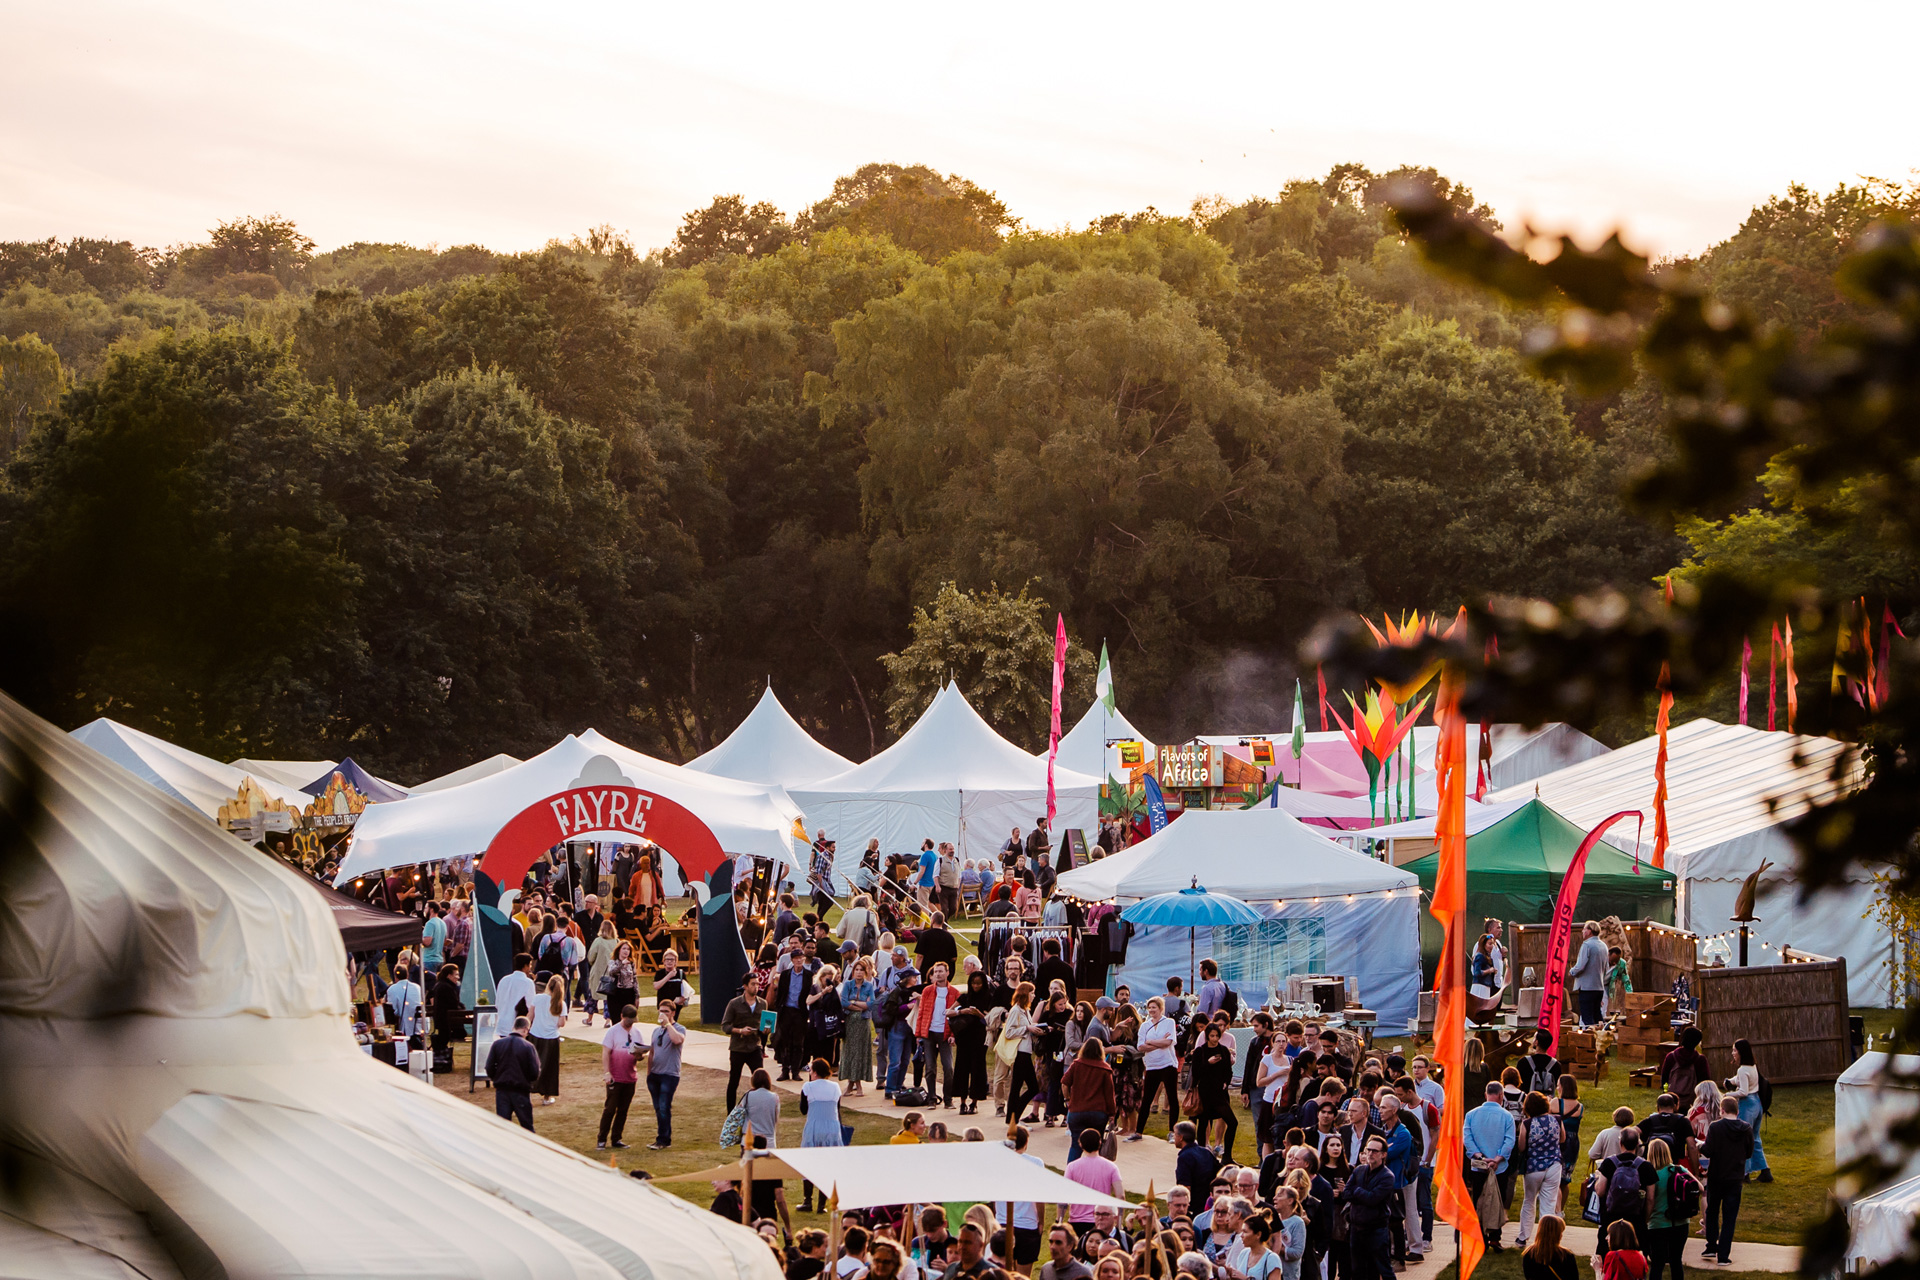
[1431, 644, 1483, 1280]
[1329, 687, 1430, 820]
[1363, 611, 1444, 704]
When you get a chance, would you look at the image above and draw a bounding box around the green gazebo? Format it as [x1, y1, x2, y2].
[1403, 798, 1676, 978]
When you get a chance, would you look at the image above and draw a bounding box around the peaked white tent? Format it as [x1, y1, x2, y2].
[1412, 723, 1611, 790]
[1489, 718, 1881, 1003]
[70, 718, 306, 819]
[1038, 698, 1156, 787]
[334, 730, 803, 884]
[687, 685, 856, 788]
[229, 757, 337, 792]
[410, 752, 522, 794]
[1055, 807, 1422, 1023]
[0, 691, 781, 1280]
[794, 684, 1100, 879]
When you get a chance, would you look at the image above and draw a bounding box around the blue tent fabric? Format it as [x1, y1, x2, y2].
[301, 757, 408, 804]
[1106, 893, 1422, 1027]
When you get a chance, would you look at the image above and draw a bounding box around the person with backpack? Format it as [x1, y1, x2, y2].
[1517, 1030, 1562, 1098]
[1594, 1128, 1655, 1260]
[1729, 1038, 1772, 1182]
[837, 894, 879, 957]
[1643, 1135, 1698, 1280]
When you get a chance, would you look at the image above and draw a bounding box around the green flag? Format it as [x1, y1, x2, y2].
[1291, 678, 1306, 759]
[1096, 642, 1115, 712]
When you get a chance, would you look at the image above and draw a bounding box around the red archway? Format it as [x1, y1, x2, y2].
[476, 784, 728, 891]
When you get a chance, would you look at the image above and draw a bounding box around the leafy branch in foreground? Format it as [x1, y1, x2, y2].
[1310, 177, 1920, 1277]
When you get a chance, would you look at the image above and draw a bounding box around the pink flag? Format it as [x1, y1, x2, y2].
[1046, 614, 1067, 826]
[1537, 810, 1643, 1057]
[1738, 636, 1751, 726]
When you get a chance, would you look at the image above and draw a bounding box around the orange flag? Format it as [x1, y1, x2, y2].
[1784, 618, 1799, 732]
[1431, 661, 1483, 1280]
[1652, 669, 1671, 870]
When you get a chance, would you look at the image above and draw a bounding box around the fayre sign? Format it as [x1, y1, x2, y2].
[1159, 744, 1223, 789]
[476, 782, 727, 893]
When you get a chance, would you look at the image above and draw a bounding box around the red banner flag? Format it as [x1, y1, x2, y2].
[1536, 811, 1644, 1057]
[1737, 637, 1751, 726]
[1784, 618, 1799, 731]
[1317, 665, 1329, 733]
[1430, 663, 1481, 1280]
[1046, 614, 1067, 826]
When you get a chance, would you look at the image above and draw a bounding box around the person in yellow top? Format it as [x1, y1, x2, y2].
[891, 1112, 927, 1144]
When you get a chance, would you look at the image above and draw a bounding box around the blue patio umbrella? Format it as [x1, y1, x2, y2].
[1120, 877, 1261, 993]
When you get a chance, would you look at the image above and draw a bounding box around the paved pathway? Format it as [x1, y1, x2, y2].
[1414, 1219, 1799, 1273]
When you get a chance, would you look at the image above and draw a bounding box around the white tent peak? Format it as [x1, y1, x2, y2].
[685, 685, 856, 788]
[1040, 698, 1156, 780]
[71, 716, 306, 819]
[408, 752, 522, 793]
[808, 682, 1093, 795]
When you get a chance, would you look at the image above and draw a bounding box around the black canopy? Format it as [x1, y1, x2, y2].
[310, 878, 423, 953]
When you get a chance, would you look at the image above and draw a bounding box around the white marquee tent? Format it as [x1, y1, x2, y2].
[1055, 807, 1423, 1024]
[794, 684, 1099, 880]
[231, 756, 410, 798]
[1489, 718, 1880, 1003]
[410, 752, 523, 794]
[2, 691, 780, 1280]
[1412, 722, 1612, 791]
[1837, 1053, 1920, 1271]
[1039, 698, 1156, 787]
[335, 729, 804, 883]
[69, 717, 307, 819]
[687, 685, 856, 789]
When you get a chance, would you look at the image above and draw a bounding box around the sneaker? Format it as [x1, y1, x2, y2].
[649, 1141, 670, 1150]
[1757, 1170, 1773, 1183]
[1124, 1133, 1143, 1142]
[610, 1140, 629, 1149]
[596, 1142, 608, 1150]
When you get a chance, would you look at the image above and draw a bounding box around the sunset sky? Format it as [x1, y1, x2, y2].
[5, 0, 1914, 259]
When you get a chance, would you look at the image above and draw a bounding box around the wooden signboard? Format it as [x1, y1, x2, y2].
[1058, 828, 1090, 869]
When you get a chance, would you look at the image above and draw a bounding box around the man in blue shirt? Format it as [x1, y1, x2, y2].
[915, 840, 938, 912]
[419, 905, 446, 975]
[1569, 921, 1609, 1028]
[1463, 1081, 1517, 1251]
[1196, 958, 1228, 1018]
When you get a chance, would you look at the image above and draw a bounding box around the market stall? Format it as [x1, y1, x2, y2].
[1055, 805, 1423, 1025]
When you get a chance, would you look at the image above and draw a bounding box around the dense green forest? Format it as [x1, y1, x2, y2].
[0, 163, 1913, 779]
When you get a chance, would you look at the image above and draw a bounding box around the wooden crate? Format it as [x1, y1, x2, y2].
[1615, 1041, 1672, 1065]
[1622, 991, 1672, 1012]
[1614, 1023, 1671, 1046]
[1569, 1061, 1609, 1083]
[1629, 1067, 1660, 1089]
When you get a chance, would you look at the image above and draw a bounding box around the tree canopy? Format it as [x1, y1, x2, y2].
[0, 160, 1907, 778]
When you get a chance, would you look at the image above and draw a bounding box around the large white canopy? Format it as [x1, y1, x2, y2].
[1056, 807, 1424, 1024]
[794, 684, 1099, 875]
[687, 685, 856, 788]
[736, 1143, 1132, 1212]
[2, 691, 780, 1280]
[70, 717, 307, 819]
[1488, 717, 1884, 1002]
[229, 757, 338, 792]
[410, 752, 523, 793]
[335, 730, 803, 883]
[1039, 698, 1156, 784]
[1056, 805, 1417, 903]
[1411, 722, 1611, 790]
[1838, 1054, 1920, 1271]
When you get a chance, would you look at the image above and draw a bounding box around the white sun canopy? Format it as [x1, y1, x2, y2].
[70, 718, 306, 819]
[1487, 718, 1883, 1002]
[1056, 806, 1422, 1023]
[334, 730, 803, 884]
[687, 685, 855, 788]
[409, 752, 523, 793]
[1040, 698, 1156, 784]
[756, 1142, 1131, 1212]
[1, 691, 782, 1280]
[794, 684, 1099, 877]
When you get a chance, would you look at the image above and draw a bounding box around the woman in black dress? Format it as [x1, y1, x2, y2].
[1190, 1020, 1239, 1162]
[949, 970, 994, 1114]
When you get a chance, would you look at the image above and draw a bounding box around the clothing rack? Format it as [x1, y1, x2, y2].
[977, 919, 1077, 977]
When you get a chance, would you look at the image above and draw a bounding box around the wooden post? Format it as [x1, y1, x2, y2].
[744, 1123, 754, 1223]
[828, 1185, 841, 1269]
[1145, 1178, 1170, 1279]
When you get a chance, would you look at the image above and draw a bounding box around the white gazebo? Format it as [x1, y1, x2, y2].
[1055, 806, 1423, 1024]
[686, 685, 856, 789]
[794, 683, 1099, 879]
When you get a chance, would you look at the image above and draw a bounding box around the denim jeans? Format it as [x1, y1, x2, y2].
[647, 1072, 679, 1144]
[887, 1023, 917, 1093]
[1738, 1093, 1769, 1173]
[1416, 1165, 1434, 1241]
[876, 1023, 894, 1091]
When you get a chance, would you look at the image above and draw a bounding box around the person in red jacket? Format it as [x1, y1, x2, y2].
[913, 961, 964, 1107]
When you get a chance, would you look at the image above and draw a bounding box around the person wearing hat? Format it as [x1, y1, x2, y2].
[875, 944, 919, 1097]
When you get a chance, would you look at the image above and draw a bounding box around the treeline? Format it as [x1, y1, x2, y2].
[0, 162, 1913, 778]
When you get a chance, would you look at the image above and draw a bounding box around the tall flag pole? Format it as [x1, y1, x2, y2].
[1291, 678, 1306, 787]
[1737, 637, 1752, 726]
[1431, 644, 1481, 1280]
[1047, 615, 1068, 828]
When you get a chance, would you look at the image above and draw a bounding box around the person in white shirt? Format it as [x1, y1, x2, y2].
[1131, 997, 1181, 1141]
[493, 953, 538, 1026]
[994, 1123, 1047, 1272]
[1409, 1056, 1445, 1120]
[384, 964, 425, 1037]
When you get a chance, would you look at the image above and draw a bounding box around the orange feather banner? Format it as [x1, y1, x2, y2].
[1430, 658, 1482, 1280]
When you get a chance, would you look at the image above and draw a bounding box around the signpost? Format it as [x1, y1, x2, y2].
[469, 1005, 498, 1092]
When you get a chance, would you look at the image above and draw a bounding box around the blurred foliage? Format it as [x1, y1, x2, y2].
[0, 161, 1906, 786]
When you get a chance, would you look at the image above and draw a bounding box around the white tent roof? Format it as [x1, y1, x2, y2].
[751, 1143, 1131, 1212]
[1, 690, 782, 1280]
[686, 685, 855, 788]
[336, 731, 804, 882]
[69, 718, 306, 820]
[409, 752, 523, 793]
[793, 684, 1100, 867]
[228, 757, 337, 792]
[1038, 699, 1156, 780]
[1412, 723, 1611, 789]
[1357, 798, 1534, 842]
[1055, 805, 1418, 903]
[1488, 718, 1861, 879]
